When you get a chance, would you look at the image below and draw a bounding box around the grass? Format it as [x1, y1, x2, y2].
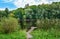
[32, 29, 60, 39]
[0, 29, 60, 39]
[0, 30, 26, 39]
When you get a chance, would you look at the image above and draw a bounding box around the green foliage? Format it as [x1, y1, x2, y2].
[11, 2, 60, 29]
[0, 11, 6, 18]
[0, 29, 59, 39]
[0, 17, 19, 33]
[0, 2, 60, 39]
[5, 8, 9, 17]
[0, 30, 26, 39]
[31, 29, 60, 39]
[0, 2, 60, 29]
[36, 19, 60, 30]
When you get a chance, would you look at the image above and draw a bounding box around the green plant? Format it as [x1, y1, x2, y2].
[0, 17, 19, 33]
[0, 30, 26, 39]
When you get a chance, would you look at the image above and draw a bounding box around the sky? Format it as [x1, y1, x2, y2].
[0, 0, 60, 10]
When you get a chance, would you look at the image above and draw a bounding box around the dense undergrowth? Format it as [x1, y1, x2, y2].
[0, 29, 60, 39]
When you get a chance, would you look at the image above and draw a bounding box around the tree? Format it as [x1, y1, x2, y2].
[5, 8, 9, 17]
[13, 8, 25, 29]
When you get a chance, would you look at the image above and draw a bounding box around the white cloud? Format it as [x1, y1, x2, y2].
[52, 0, 60, 2]
[2, 0, 60, 8]
[0, 8, 5, 10]
[13, 0, 52, 8]
[13, 0, 25, 8]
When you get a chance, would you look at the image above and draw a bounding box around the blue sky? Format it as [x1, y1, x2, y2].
[0, 0, 60, 10]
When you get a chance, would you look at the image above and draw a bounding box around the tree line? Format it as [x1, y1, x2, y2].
[0, 2, 60, 29]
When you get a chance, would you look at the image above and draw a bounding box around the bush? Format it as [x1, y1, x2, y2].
[36, 19, 60, 30]
[0, 17, 19, 33]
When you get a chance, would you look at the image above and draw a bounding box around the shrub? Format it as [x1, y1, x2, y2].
[0, 17, 19, 33]
[36, 19, 60, 30]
